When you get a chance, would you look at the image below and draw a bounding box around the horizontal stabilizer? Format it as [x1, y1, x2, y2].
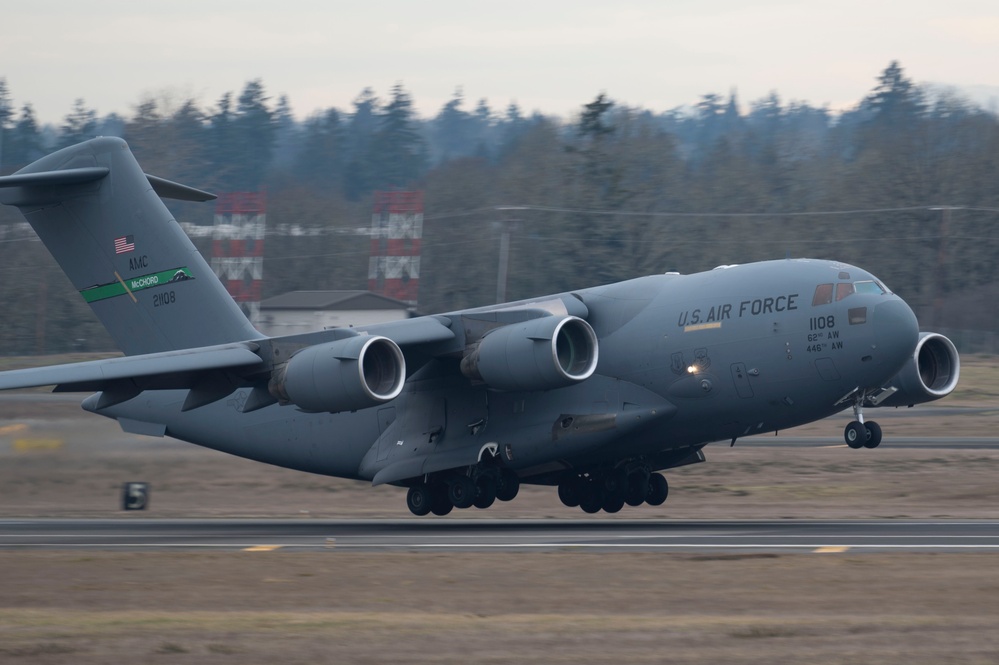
[0, 167, 110, 206]
[0, 167, 214, 203]
[146, 174, 216, 202]
[0, 342, 263, 393]
[0, 167, 110, 189]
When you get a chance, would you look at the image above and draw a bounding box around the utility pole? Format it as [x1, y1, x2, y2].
[494, 207, 525, 304]
[929, 206, 961, 328]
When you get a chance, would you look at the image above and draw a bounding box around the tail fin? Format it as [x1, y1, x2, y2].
[0, 137, 260, 355]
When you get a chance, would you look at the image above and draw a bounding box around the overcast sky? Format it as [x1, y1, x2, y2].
[3, 0, 998, 124]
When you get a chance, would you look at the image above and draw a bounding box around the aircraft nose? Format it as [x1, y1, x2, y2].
[873, 298, 919, 367]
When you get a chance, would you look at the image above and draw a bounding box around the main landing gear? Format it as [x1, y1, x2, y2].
[557, 469, 668, 514]
[843, 399, 882, 449]
[406, 468, 520, 517]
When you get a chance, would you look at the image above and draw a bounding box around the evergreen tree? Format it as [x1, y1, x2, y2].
[343, 87, 381, 200]
[371, 83, 427, 190]
[58, 99, 98, 149]
[208, 92, 237, 187]
[296, 107, 345, 189]
[231, 79, 276, 190]
[0, 77, 12, 171]
[862, 60, 926, 126]
[430, 89, 476, 163]
[3, 104, 43, 169]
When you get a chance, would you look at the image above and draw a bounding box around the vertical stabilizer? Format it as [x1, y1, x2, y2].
[0, 137, 261, 355]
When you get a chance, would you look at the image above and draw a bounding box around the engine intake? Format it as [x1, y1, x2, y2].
[877, 332, 960, 407]
[460, 315, 598, 392]
[269, 335, 405, 413]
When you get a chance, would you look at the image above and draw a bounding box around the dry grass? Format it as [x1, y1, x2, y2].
[1, 552, 998, 664]
[1, 355, 999, 663]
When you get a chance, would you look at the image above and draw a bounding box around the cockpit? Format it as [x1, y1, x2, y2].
[811, 279, 888, 306]
[811, 273, 889, 326]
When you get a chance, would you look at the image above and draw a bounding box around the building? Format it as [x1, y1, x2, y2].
[257, 290, 412, 337]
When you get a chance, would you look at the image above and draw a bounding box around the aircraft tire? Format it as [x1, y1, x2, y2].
[429, 483, 454, 516]
[557, 475, 582, 507]
[473, 475, 497, 509]
[845, 421, 866, 448]
[406, 486, 433, 516]
[603, 468, 628, 496]
[602, 493, 625, 514]
[579, 479, 604, 514]
[625, 472, 649, 507]
[449, 476, 476, 509]
[646, 473, 669, 506]
[863, 421, 883, 449]
[496, 469, 520, 502]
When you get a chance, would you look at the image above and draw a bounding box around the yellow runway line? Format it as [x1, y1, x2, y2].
[13, 438, 63, 452]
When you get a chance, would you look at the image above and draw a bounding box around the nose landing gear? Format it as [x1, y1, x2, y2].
[843, 395, 883, 449]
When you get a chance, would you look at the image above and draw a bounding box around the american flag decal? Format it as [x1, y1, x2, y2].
[114, 235, 135, 254]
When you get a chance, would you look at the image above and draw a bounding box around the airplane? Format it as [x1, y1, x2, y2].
[0, 137, 960, 516]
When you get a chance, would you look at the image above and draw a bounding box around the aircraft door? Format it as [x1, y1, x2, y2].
[731, 363, 754, 398]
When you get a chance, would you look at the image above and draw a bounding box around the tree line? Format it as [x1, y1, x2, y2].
[1, 62, 998, 354]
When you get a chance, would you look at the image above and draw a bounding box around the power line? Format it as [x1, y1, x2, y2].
[424, 204, 999, 221]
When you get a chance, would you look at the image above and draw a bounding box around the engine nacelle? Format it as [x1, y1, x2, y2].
[877, 332, 960, 408]
[269, 335, 405, 413]
[460, 315, 599, 392]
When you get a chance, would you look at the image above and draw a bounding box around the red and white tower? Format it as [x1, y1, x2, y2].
[212, 192, 265, 325]
[368, 191, 423, 306]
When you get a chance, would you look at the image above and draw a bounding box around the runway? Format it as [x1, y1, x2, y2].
[2, 519, 997, 552]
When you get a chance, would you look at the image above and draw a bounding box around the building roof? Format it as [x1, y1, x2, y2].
[259, 290, 412, 311]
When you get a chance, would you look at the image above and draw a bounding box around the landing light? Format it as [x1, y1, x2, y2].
[687, 366, 697, 374]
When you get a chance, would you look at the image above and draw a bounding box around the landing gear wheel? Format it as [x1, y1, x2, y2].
[496, 469, 520, 502]
[473, 475, 497, 509]
[863, 421, 883, 449]
[625, 472, 649, 507]
[845, 421, 866, 449]
[602, 493, 625, 514]
[406, 486, 432, 516]
[646, 473, 669, 506]
[448, 476, 476, 509]
[603, 468, 628, 497]
[558, 475, 582, 507]
[579, 479, 604, 514]
[429, 484, 453, 516]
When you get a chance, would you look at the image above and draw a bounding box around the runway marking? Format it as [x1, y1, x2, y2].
[813, 546, 850, 553]
[0, 424, 28, 436]
[12, 438, 63, 452]
[242, 545, 283, 552]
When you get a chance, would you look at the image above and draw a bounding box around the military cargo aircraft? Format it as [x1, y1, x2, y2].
[0, 138, 960, 515]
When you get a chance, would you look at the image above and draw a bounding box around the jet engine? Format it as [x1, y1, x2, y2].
[269, 335, 406, 413]
[460, 315, 598, 392]
[876, 332, 960, 408]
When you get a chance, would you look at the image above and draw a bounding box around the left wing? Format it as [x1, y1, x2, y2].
[0, 343, 265, 411]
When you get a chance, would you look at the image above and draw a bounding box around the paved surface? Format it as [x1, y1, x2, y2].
[2, 519, 998, 552]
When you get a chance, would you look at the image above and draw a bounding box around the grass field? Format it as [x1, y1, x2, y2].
[0, 354, 997, 663]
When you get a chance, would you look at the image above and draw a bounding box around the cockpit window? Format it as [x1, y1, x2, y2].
[855, 280, 886, 295]
[812, 284, 833, 306]
[814, 280, 888, 307]
[835, 283, 855, 301]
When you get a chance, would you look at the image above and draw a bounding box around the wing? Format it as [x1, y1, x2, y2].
[0, 317, 458, 414]
[0, 342, 265, 410]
